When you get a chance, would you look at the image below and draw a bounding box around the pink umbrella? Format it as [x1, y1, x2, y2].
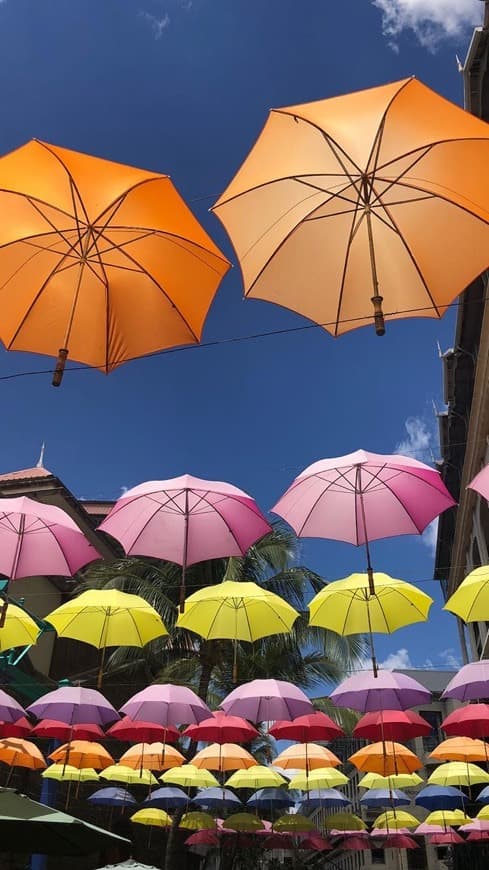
[330, 829, 370, 838]
[415, 823, 447, 835]
[428, 831, 464, 845]
[371, 828, 413, 838]
[330, 670, 431, 712]
[120, 684, 211, 726]
[468, 465, 489, 500]
[381, 835, 419, 849]
[98, 474, 271, 609]
[461, 821, 489, 832]
[442, 662, 489, 702]
[27, 687, 119, 726]
[220, 679, 314, 721]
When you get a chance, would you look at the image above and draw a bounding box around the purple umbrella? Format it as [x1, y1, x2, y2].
[330, 671, 431, 712]
[0, 689, 26, 723]
[220, 680, 314, 722]
[98, 474, 271, 609]
[442, 661, 489, 702]
[120, 684, 211, 726]
[27, 687, 119, 726]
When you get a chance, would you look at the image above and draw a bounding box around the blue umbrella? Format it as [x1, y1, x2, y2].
[360, 789, 410, 808]
[477, 786, 489, 805]
[298, 789, 351, 811]
[193, 787, 243, 811]
[415, 786, 466, 810]
[247, 788, 294, 810]
[143, 787, 192, 810]
[88, 788, 137, 808]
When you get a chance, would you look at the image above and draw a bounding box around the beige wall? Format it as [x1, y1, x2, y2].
[10, 576, 61, 675]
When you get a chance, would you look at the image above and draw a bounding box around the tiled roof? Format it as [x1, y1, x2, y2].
[0, 467, 54, 481]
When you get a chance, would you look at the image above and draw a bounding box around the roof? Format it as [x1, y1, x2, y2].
[0, 467, 53, 481]
[394, 669, 456, 695]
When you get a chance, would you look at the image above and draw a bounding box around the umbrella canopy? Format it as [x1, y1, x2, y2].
[360, 789, 410, 808]
[100, 765, 157, 787]
[213, 77, 489, 335]
[415, 822, 447, 835]
[180, 811, 216, 831]
[442, 662, 489, 702]
[299, 834, 333, 851]
[0, 788, 130, 855]
[429, 737, 489, 763]
[220, 679, 313, 721]
[49, 740, 114, 770]
[0, 718, 32, 738]
[467, 831, 489, 841]
[353, 710, 432, 741]
[339, 837, 371, 851]
[373, 811, 419, 830]
[192, 742, 256, 772]
[183, 710, 259, 744]
[161, 764, 219, 789]
[358, 772, 424, 789]
[428, 831, 465, 845]
[143, 787, 192, 810]
[349, 741, 422, 775]
[247, 787, 294, 810]
[0, 139, 230, 382]
[0, 738, 46, 770]
[274, 813, 315, 833]
[120, 683, 210, 726]
[98, 475, 271, 608]
[0, 691, 25, 724]
[299, 788, 351, 810]
[107, 717, 180, 744]
[428, 762, 489, 787]
[274, 742, 341, 770]
[416, 786, 467, 810]
[185, 830, 220, 846]
[119, 742, 185, 771]
[477, 786, 489, 805]
[442, 705, 489, 739]
[225, 765, 287, 789]
[462, 819, 489, 831]
[88, 788, 137, 807]
[469, 466, 489, 501]
[131, 809, 171, 828]
[0, 497, 101, 578]
[224, 812, 264, 832]
[28, 686, 119, 726]
[477, 805, 489, 820]
[324, 813, 366, 832]
[42, 765, 99, 783]
[330, 670, 431, 712]
[263, 832, 295, 850]
[0, 603, 41, 650]
[424, 810, 472, 827]
[269, 711, 343, 742]
[288, 768, 349, 790]
[379, 835, 419, 849]
[32, 720, 104, 741]
[371, 827, 413, 838]
[194, 787, 243, 811]
[444, 567, 489, 622]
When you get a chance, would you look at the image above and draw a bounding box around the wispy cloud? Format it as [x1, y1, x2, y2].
[379, 646, 461, 669]
[372, 0, 482, 52]
[396, 416, 434, 462]
[140, 10, 171, 39]
[380, 647, 413, 669]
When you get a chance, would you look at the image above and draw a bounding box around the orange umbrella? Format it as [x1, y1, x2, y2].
[0, 738, 46, 771]
[119, 742, 185, 772]
[0, 140, 230, 384]
[49, 741, 114, 770]
[349, 742, 422, 776]
[213, 78, 489, 338]
[429, 737, 489, 763]
[274, 742, 341, 771]
[192, 742, 256, 772]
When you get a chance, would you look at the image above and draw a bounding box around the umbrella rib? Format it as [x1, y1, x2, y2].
[98, 224, 229, 274]
[380, 177, 489, 228]
[35, 141, 92, 228]
[334, 200, 366, 336]
[185, 491, 266, 556]
[363, 78, 413, 179]
[368, 146, 435, 208]
[375, 135, 489, 176]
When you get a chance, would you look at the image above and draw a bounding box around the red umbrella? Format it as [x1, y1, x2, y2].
[340, 837, 371, 850]
[183, 711, 259, 744]
[31, 720, 105, 741]
[429, 831, 464, 845]
[263, 833, 295, 850]
[299, 834, 333, 851]
[106, 717, 180, 743]
[269, 711, 343, 742]
[442, 705, 489, 738]
[353, 710, 432, 741]
[381, 835, 419, 849]
[467, 831, 489, 841]
[0, 718, 32, 738]
[185, 830, 220, 847]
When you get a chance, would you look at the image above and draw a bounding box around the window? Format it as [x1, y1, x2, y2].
[419, 710, 442, 753]
[371, 849, 385, 864]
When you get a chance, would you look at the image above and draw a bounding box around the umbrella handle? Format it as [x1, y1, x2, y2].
[371, 296, 385, 337]
[52, 349, 68, 387]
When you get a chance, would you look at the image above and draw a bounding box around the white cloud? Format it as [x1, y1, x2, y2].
[140, 10, 170, 38]
[380, 647, 413, 669]
[372, 0, 482, 52]
[422, 517, 439, 553]
[120, 485, 129, 495]
[379, 646, 461, 670]
[439, 647, 461, 668]
[396, 416, 434, 462]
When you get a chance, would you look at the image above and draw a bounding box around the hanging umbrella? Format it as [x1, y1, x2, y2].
[381, 834, 419, 849]
[353, 710, 432, 741]
[299, 788, 351, 810]
[263, 832, 295, 850]
[225, 765, 287, 789]
[183, 710, 259, 744]
[0, 738, 46, 771]
[466, 831, 489, 841]
[180, 811, 216, 831]
[330, 829, 370, 838]
[476, 786, 489, 805]
[131, 809, 172, 828]
[358, 772, 424, 789]
[299, 834, 332, 851]
[428, 762, 489, 787]
[107, 717, 180, 744]
[0, 139, 230, 385]
[119, 743, 185, 772]
[42, 765, 99, 783]
[193, 787, 243, 811]
[0, 603, 41, 650]
[28, 686, 119, 727]
[225, 812, 264, 832]
[0, 718, 32, 738]
[247, 787, 294, 810]
[429, 737, 489, 763]
[428, 831, 465, 845]
[274, 814, 315, 833]
[444, 567, 489, 622]
[185, 830, 220, 846]
[160, 764, 219, 789]
[373, 811, 419, 830]
[0, 691, 25, 724]
[100, 765, 157, 787]
[477, 806, 489, 820]
[322, 813, 366, 832]
[442, 705, 489, 738]
[442, 662, 489, 702]
[32, 720, 104, 741]
[371, 827, 412, 838]
[349, 741, 422, 775]
[424, 810, 472, 827]
[469, 466, 489, 502]
[45, 589, 168, 687]
[461, 819, 489, 831]
[220, 679, 314, 721]
[416, 786, 467, 810]
[274, 742, 341, 771]
[98, 475, 271, 609]
[120, 683, 210, 726]
[88, 787, 137, 807]
[360, 789, 411, 808]
[288, 768, 349, 790]
[330, 670, 431, 712]
[269, 711, 343, 742]
[192, 742, 256, 772]
[339, 837, 371, 851]
[176, 580, 298, 679]
[49, 740, 114, 770]
[415, 822, 447, 835]
[143, 787, 192, 810]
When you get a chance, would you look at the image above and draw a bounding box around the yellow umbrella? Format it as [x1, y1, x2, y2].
[176, 581, 298, 681]
[192, 742, 256, 772]
[119, 743, 185, 772]
[274, 743, 341, 771]
[46, 589, 168, 687]
[373, 811, 419, 830]
[42, 764, 99, 783]
[100, 765, 157, 787]
[225, 765, 287, 789]
[323, 813, 366, 832]
[160, 764, 219, 789]
[288, 768, 349, 791]
[429, 737, 489, 763]
[274, 814, 315, 833]
[349, 741, 423, 776]
[424, 811, 472, 827]
[428, 762, 489, 787]
[49, 740, 114, 770]
[131, 809, 172, 828]
[477, 806, 489, 820]
[180, 812, 216, 831]
[223, 813, 264, 832]
[0, 604, 41, 651]
[444, 567, 489, 621]
[358, 772, 424, 789]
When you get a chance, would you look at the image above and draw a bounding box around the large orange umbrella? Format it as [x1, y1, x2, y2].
[213, 78, 489, 337]
[0, 738, 46, 771]
[429, 737, 489, 763]
[349, 741, 423, 776]
[49, 741, 114, 770]
[274, 743, 341, 771]
[119, 742, 185, 772]
[0, 140, 230, 384]
[192, 742, 256, 772]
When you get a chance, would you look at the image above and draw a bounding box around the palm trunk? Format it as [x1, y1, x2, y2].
[163, 806, 184, 870]
[197, 644, 214, 701]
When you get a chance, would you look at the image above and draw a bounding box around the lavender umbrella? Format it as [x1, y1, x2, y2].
[0, 690, 26, 723]
[330, 671, 431, 712]
[27, 687, 119, 726]
[88, 788, 137, 807]
[442, 661, 489, 702]
[120, 684, 211, 726]
[97, 474, 271, 609]
[220, 679, 314, 721]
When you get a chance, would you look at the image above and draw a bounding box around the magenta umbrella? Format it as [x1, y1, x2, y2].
[98, 474, 271, 609]
[220, 679, 314, 722]
[185, 831, 220, 847]
[442, 662, 489, 702]
[120, 684, 211, 726]
[0, 690, 26, 724]
[380, 835, 419, 849]
[27, 687, 119, 726]
[330, 670, 431, 712]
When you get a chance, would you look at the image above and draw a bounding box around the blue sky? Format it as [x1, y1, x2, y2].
[0, 0, 484, 679]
